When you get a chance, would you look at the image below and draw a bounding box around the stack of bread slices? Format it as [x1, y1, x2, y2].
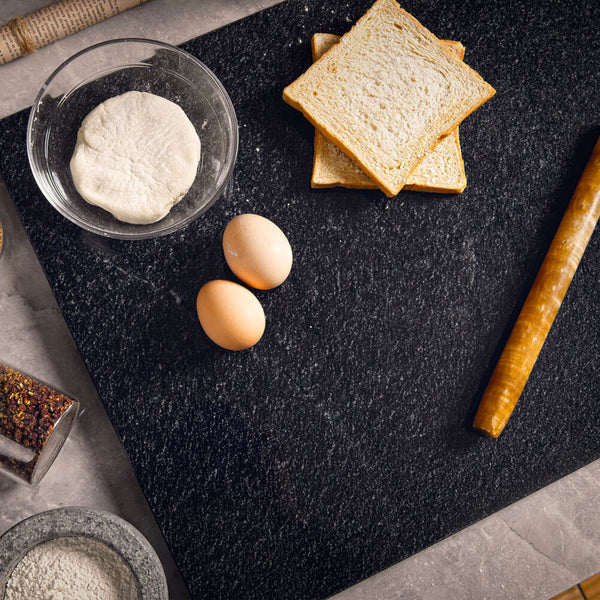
[283, 0, 495, 197]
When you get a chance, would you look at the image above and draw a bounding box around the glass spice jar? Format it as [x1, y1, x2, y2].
[0, 362, 79, 485]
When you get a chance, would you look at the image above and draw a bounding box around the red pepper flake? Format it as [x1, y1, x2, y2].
[0, 363, 77, 483]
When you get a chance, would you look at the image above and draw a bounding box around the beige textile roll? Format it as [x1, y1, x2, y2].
[0, 0, 151, 65]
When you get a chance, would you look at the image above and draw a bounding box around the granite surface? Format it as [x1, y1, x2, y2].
[1, 1, 600, 599]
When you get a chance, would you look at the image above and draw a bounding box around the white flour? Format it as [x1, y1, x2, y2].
[5, 536, 139, 600]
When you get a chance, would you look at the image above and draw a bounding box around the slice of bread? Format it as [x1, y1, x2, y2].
[311, 34, 467, 193]
[283, 0, 495, 197]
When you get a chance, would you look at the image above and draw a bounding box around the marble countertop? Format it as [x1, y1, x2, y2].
[1, 2, 599, 599]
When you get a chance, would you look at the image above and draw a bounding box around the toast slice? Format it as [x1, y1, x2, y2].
[311, 34, 467, 193]
[283, 0, 495, 197]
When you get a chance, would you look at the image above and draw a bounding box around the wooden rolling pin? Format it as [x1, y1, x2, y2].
[474, 137, 600, 437]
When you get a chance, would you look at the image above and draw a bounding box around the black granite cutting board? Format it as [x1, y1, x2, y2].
[1, 1, 600, 598]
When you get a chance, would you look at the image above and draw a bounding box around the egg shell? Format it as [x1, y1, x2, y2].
[196, 280, 265, 351]
[223, 214, 293, 290]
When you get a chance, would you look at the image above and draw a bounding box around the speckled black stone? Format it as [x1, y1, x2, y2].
[1, 1, 600, 598]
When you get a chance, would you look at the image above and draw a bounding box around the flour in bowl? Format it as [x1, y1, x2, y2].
[5, 536, 139, 600]
[70, 90, 201, 225]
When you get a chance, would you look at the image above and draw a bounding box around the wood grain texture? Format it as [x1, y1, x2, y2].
[474, 137, 600, 437]
[581, 572, 600, 600]
[550, 586, 584, 600]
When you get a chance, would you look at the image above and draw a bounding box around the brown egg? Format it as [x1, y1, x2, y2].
[223, 214, 293, 290]
[196, 280, 265, 351]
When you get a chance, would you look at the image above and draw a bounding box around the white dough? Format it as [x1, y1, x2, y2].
[70, 91, 201, 224]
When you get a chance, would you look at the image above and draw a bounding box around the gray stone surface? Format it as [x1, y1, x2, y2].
[1, 1, 600, 599]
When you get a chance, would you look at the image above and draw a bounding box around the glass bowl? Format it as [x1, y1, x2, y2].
[27, 39, 238, 240]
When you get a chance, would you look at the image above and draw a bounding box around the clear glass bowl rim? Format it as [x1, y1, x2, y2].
[26, 37, 239, 240]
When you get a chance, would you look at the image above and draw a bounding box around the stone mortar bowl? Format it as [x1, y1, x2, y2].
[0, 506, 168, 600]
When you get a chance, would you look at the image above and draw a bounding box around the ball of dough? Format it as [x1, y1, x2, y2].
[70, 91, 201, 225]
